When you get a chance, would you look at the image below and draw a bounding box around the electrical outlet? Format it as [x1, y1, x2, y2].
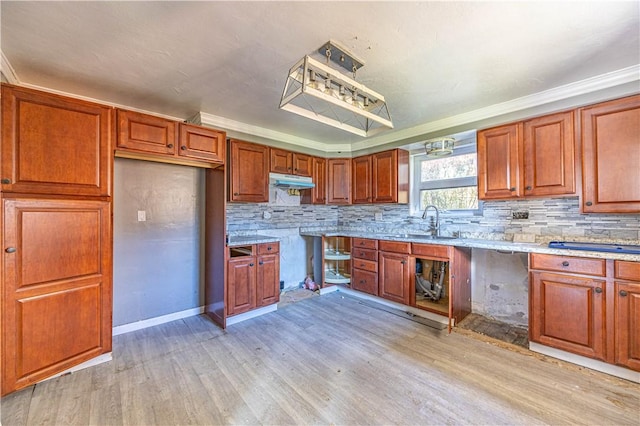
[137, 210, 146, 222]
[374, 212, 383, 221]
[512, 211, 529, 220]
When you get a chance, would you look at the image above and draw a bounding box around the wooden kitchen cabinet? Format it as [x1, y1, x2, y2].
[327, 158, 351, 204]
[478, 110, 576, 200]
[378, 250, 411, 305]
[322, 236, 351, 287]
[351, 238, 378, 295]
[117, 109, 225, 165]
[228, 139, 269, 202]
[227, 243, 280, 316]
[1, 84, 112, 197]
[580, 94, 640, 213]
[301, 157, 327, 204]
[269, 148, 312, 177]
[2, 198, 112, 395]
[614, 261, 640, 371]
[352, 149, 409, 204]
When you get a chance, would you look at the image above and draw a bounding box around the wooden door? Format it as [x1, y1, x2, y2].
[2, 198, 112, 396]
[449, 247, 472, 332]
[615, 281, 640, 371]
[302, 157, 327, 204]
[529, 271, 606, 360]
[1, 84, 112, 197]
[292, 153, 313, 177]
[580, 94, 640, 213]
[227, 257, 256, 316]
[256, 254, 280, 307]
[477, 123, 522, 200]
[327, 158, 351, 204]
[269, 148, 292, 174]
[352, 155, 372, 204]
[379, 251, 410, 305]
[178, 123, 225, 164]
[117, 109, 177, 156]
[229, 140, 269, 202]
[352, 268, 378, 296]
[523, 111, 576, 197]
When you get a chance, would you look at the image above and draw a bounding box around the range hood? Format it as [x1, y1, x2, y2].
[269, 173, 315, 189]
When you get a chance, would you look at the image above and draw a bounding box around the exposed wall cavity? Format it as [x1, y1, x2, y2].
[113, 158, 204, 326]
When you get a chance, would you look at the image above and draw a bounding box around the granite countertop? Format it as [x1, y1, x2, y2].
[227, 234, 280, 247]
[299, 229, 640, 262]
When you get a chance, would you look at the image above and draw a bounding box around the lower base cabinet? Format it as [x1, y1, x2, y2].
[227, 242, 279, 316]
[379, 250, 411, 305]
[614, 261, 640, 371]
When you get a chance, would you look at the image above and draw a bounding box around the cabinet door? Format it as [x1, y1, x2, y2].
[477, 123, 522, 200]
[257, 254, 280, 307]
[581, 94, 640, 213]
[1, 85, 112, 197]
[292, 153, 313, 177]
[270, 148, 292, 174]
[302, 157, 327, 204]
[615, 281, 640, 371]
[352, 268, 378, 296]
[227, 257, 256, 316]
[372, 149, 409, 204]
[529, 271, 606, 360]
[352, 155, 372, 204]
[327, 158, 351, 204]
[2, 198, 112, 396]
[523, 111, 575, 197]
[178, 123, 225, 164]
[229, 140, 269, 202]
[379, 251, 410, 304]
[117, 109, 177, 156]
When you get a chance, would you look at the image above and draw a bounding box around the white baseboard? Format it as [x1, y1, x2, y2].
[112, 306, 205, 336]
[319, 285, 339, 295]
[226, 304, 278, 326]
[529, 342, 640, 384]
[39, 352, 113, 384]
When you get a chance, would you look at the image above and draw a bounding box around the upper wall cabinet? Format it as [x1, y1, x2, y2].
[1, 84, 112, 197]
[478, 111, 576, 200]
[269, 147, 312, 177]
[352, 149, 409, 204]
[580, 95, 640, 213]
[229, 139, 269, 203]
[117, 109, 225, 166]
[327, 158, 351, 204]
[301, 157, 327, 205]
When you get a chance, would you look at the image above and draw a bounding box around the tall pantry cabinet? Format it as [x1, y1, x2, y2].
[1, 84, 113, 396]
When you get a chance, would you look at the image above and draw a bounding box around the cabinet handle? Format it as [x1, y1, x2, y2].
[595, 287, 603, 294]
[525, 186, 532, 190]
[1, 178, 10, 184]
[620, 290, 628, 297]
[400, 260, 407, 264]
[259, 261, 263, 265]
[167, 143, 174, 149]
[267, 246, 272, 251]
[510, 187, 516, 191]
[561, 261, 569, 267]
[234, 192, 239, 196]
[5, 247, 16, 253]
[249, 263, 254, 267]
[180, 145, 187, 150]
[585, 201, 593, 206]
[360, 263, 365, 267]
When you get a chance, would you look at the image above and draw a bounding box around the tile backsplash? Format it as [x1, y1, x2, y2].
[227, 196, 640, 244]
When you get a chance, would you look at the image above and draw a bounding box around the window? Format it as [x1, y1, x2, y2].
[411, 143, 480, 215]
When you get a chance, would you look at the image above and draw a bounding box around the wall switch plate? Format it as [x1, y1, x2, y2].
[374, 212, 383, 221]
[137, 210, 146, 222]
[263, 211, 272, 219]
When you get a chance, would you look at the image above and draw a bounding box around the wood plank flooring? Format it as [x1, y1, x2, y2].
[2, 292, 639, 425]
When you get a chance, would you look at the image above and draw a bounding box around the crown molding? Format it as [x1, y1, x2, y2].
[1, 50, 20, 84]
[351, 64, 640, 151]
[196, 112, 352, 153]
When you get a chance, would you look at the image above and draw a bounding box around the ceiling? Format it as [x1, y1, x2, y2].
[2, 1, 639, 152]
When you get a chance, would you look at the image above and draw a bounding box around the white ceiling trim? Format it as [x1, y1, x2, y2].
[351, 64, 640, 151]
[1, 50, 20, 84]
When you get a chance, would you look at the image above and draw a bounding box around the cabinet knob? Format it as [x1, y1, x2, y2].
[585, 201, 593, 206]
[360, 263, 365, 267]
[1, 178, 10, 184]
[510, 187, 516, 191]
[595, 287, 603, 294]
[561, 261, 569, 267]
[400, 260, 407, 264]
[259, 261, 263, 265]
[525, 186, 532, 190]
[267, 246, 272, 251]
[5, 247, 16, 253]
[249, 263, 254, 267]
[234, 193, 239, 196]
[619, 290, 628, 297]
[167, 143, 174, 149]
[180, 145, 187, 150]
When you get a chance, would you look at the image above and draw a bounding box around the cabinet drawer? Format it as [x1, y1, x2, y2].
[352, 268, 378, 296]
[353, 258, 378, 273]
[353, 238, 378, 249]
[530, 253, 606, 276]
[379, 240, 411, 254]
[615, 261, 640, 281]
[257, 242, 279, 255]
[411, 243, 450, 259]
[352, 247, 377, 261]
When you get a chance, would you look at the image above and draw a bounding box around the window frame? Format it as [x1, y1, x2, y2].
[410, 143, 482, 216]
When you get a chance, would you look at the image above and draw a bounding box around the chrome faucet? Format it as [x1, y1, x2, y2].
[421, 205, 439, 237]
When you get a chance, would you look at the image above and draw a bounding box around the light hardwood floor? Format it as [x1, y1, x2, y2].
[2, 292, 639, 425]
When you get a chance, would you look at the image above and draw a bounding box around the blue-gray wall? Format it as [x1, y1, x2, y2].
[113, 158, 204, 326]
